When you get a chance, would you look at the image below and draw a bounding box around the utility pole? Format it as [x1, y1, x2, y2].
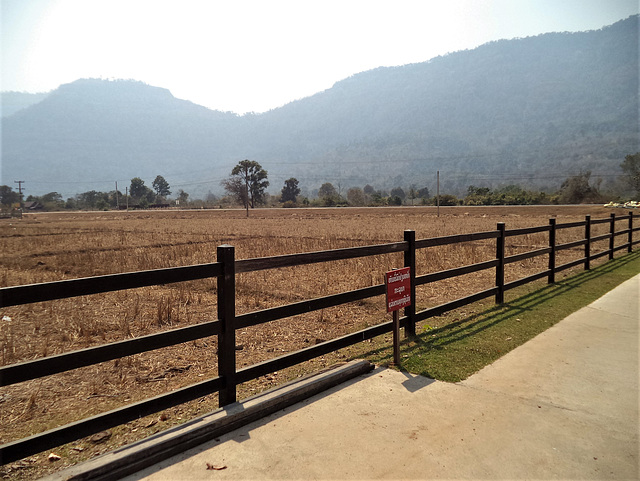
[14, 180, 25, 207]
[115, 181, 119, 210]
[436, 171, 440, 218]
[244, 163, 249, 218]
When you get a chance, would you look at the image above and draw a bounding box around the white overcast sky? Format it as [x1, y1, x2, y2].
[1, 0, 638, 114]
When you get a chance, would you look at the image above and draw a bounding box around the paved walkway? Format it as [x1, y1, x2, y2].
[123, 275, 639, 480]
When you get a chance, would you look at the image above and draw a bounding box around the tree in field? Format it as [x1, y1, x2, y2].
[621, 152, 640, 199]
[129, 177, 155, 205]
[388, 195, 402, 206]
[438, 194, 460, 206]
[390, 187, 406, 201]
[347, 187, 365, 206]
[223, 176, 247, 207]
[152, 175, 171, 198]
[0, 185, 20, 206]
[177, 189, 189, 204]
[129, 178, 147, 198]
[557, 171, 601, 204]
[417, 187, 430, 199]
[222, 160, 269, 215]
[318, 182, 339, 206]
[280, 178, 301, 203]
[407, 185, 418, 206]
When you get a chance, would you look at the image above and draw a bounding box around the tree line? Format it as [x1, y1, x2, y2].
[0, 175, 189, 211]
[3, 153, 639, 211]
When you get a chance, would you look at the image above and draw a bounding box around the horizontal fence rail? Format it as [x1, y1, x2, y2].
[0, 263, 222, 307]
[0, 320, 221, 386]
[1, 212, 638, 464]
[236, 241, 407, 273]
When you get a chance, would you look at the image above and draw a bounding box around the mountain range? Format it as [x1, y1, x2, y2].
[1, 15, 638, 199]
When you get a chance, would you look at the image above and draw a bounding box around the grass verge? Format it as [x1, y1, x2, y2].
[350, 249, 640, 382]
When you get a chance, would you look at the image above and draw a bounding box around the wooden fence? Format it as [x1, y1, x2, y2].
[1, 212, 638, 464]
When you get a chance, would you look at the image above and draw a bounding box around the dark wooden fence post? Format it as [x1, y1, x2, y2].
[496, 223, 505, 304]
[585, 215, 591, 270]
[403, 229, 416, 337]
[609, 213, 616, 260]
[629, 212, 634, 253]
[548, 218, 556, 284]
[217, 244, 237, 406]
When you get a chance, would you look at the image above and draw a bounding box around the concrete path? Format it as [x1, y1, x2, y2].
[125, 275, 639, 480]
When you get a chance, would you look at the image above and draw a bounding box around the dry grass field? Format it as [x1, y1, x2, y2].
[0, 204, 628, 478]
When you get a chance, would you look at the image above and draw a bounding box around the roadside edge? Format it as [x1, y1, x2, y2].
[44, 360, 374, 481]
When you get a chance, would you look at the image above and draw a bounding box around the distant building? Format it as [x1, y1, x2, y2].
[23, 201, 43, 210]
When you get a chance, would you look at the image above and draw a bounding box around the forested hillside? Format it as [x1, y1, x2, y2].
[1, 91, 50, 117]
[1, 16, 637, 198]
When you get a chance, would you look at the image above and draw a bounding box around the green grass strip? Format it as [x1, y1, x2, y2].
[353, 249, 640, 382]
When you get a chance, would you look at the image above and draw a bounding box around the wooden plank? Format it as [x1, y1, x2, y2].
[505, 225, 550, 237]
[591, 217, 612, 225]
[504, 270, 550, 291]
[504, 247, 551, 265]
[236, 242, 407, 273]
[585, 215, 591, 270]
[548, 218, 556, 284]
[0, 320, 221, 387]
[217, 245, 237, 406]
[0, 263, 221, 308]
[404, 230, 416, 337]
[0, 376, 223, 465]
[590, 233, 611, 243]
[235, 284, 386, 329]
[590, 250, 610, 260]
[609, 214, 616, 260]
[556, 257, 587, 273]
[414, 287, 498, 323]
[236, 321, 394, 383]
[415, 259, 498, 286]
[631, 213, 636, 253]
[556, 220, 586, 229]
[556, 239, 586, 251]
[415, 231, 499, 249]
[496, 223, 505, 304]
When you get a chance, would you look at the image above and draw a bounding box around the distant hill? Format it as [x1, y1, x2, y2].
[2, 15, 638, 198]
[1, 91, 50, 117]
[1, 79, 245, 196]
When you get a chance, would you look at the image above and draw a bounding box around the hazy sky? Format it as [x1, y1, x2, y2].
[2, 0, 638, 114]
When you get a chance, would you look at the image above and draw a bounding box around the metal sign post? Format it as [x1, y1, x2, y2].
[385, 267, 411, 366]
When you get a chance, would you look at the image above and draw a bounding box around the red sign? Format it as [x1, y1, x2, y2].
[385, 267, 411, 312]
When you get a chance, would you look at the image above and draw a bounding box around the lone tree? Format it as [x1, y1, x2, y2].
[280, 178, 300, 203]
[152, 175, 171, 198]
[222, 160, 269, 216]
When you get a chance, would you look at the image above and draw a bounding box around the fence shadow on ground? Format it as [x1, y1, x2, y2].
[354, 249, 640, 379]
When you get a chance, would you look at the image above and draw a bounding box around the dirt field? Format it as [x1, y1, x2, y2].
[0, 205, 629, 478]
